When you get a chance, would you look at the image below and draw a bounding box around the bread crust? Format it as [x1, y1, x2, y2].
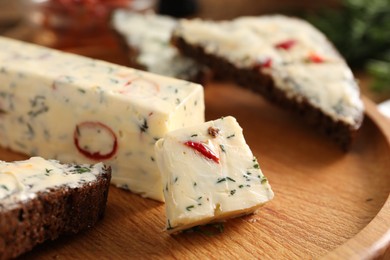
[0, 166, 111, 259]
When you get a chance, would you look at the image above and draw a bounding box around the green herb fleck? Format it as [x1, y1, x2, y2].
[252, 157, 260, 169]
[191, 134, 198, 137]
[186, 205, 195, 211]
[74, 167, 91, 174]
[247, 171, 252, 175]
[78, 88, 86, 94]
[217, 177, 236, 183]
[230, 189, 236, 196]
[174, 177, 178, 183]
[150, 156, 155, 162]
[45, 168, 53, 173]
[220, 144, 226, 153]
[109, 78, 119, 84]
[167, 219, 174, 230]
[261, 177, 268, 184]
[140, 118, 148, 133]
[28, 106, 49, 118]
[0, 184, 9, 191]
[227, 134, 235, 139]
[193, 182, 197, 187]
[238, 185, 244, 188]
[217, 177, 227, 183]
[226, 177, 236, 182]
[198, 196, 202, 200]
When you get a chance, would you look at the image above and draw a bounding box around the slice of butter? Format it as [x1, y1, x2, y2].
[0, 36, 205, 201]
[155, 116, 274, 233]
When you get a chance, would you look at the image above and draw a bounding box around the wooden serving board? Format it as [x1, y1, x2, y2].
[7, 82, 390, 259]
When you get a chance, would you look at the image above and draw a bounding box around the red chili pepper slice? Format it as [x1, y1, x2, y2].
[74, 121, 118, 161]
[254, 57, 272, 71]
[52, 75, 71, 90]
[261, 58, 272, 68]
[119, 77, 160, 97]
[308, 52, 325, 63]
[184, 141, 219, 163]
[275, 39, 296, 50]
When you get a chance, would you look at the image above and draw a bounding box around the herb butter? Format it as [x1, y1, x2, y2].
[155, 116, 274, 233]
[0, 157, 103, 207]
[0, 36, 205, 201]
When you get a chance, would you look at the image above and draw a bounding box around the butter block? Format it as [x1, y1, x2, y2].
[0, 36, 204, 201]
[155, 116, 274, 233]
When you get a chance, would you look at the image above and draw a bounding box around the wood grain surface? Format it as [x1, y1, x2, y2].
[6, 82, 390, 259]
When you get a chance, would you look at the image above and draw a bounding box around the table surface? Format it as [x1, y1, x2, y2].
[0, 2, 389, 259]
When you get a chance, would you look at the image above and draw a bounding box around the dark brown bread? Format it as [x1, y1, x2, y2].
[0, 165, 111, 260]
[172, 36, 364, 149]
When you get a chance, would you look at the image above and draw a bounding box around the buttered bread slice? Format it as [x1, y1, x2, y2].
[0, 157, 111, 259]
[0, 36, 204, 201]
[155, 116, 274, 233]
[172, 15, 364, 149]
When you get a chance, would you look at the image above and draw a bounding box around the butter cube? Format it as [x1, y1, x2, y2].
[155, 116, 274, 233]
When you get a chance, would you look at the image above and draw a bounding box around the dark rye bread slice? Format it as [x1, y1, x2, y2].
[172, 16, 364, 149]
[0, 157, 111, 259]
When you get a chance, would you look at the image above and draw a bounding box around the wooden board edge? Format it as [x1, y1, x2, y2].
[324, 97, 390, 260]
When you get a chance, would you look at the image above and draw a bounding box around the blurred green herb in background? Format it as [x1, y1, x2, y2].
[367, 52, 390, 92]
[306, 0, 390, 92]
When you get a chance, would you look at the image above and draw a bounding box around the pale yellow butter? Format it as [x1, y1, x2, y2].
[155, 116, 273, 233]
[0, 36, 205, 201]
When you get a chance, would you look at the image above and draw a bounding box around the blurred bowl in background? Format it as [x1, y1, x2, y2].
[0, 0, 30, 34]
[23, 0, 156, 63]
